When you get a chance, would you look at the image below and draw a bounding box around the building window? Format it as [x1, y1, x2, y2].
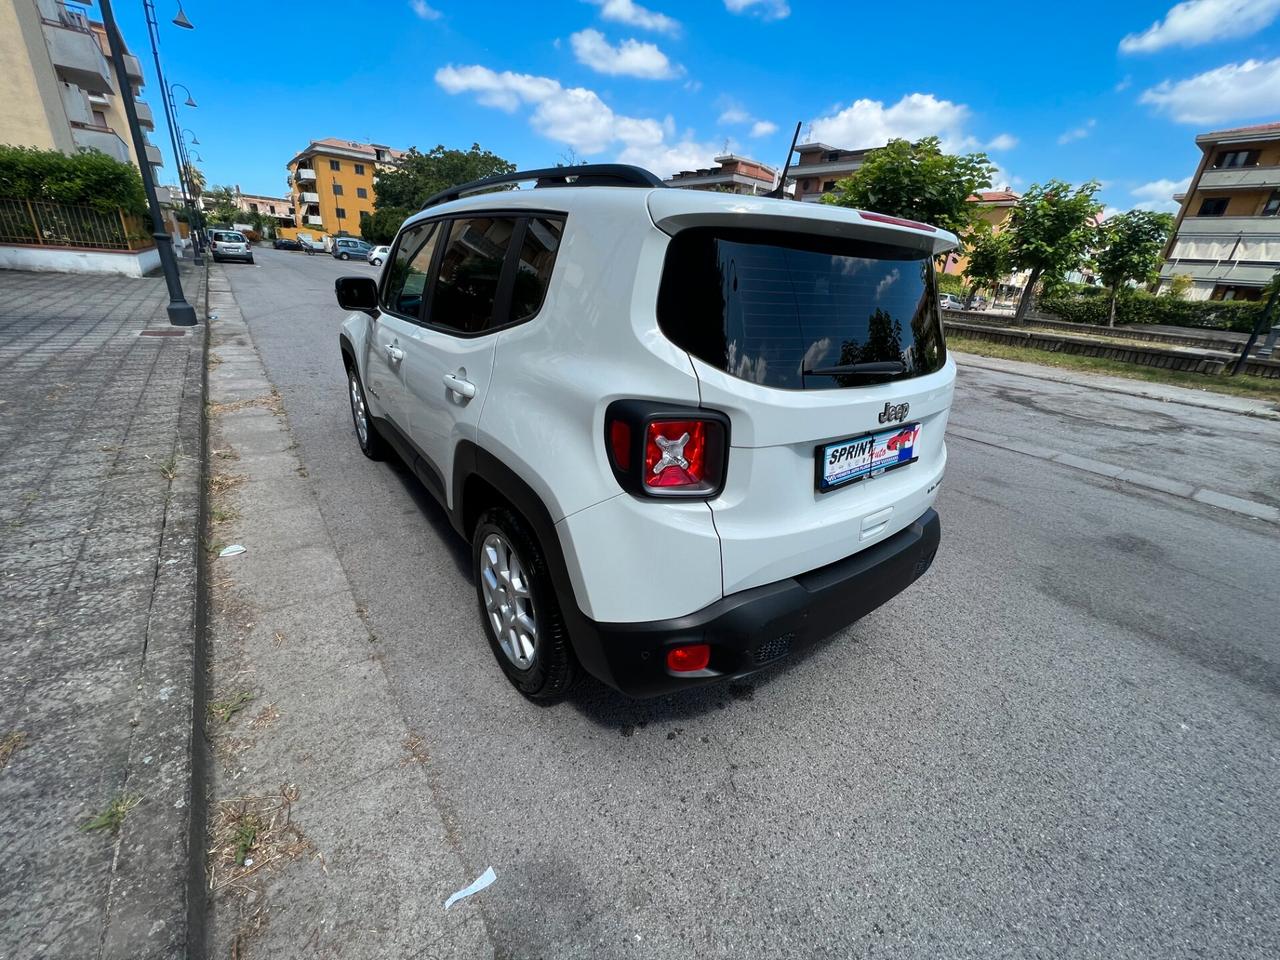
[1213, 149, 1261, 169]
[356, 187, 368, 199]
[1263, 190, 1280, 217]
[335, 207, 347, 220]
[822, 180, 836, 192]
[1210, 284, 1262, 302]
[354, 163, 365, 175]
[333, 183, 344, 196]
[329, 159, 341, 171]
[1196, 197, 1229, 217]
[826, 152, 840, 163]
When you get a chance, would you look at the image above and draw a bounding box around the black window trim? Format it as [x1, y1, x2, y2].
[377, 208, 567, 339]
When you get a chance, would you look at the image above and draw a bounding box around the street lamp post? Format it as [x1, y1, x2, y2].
[98, 0, 196, 326]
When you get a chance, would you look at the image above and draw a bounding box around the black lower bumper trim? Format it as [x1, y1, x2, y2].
[572, 509, 941, 698]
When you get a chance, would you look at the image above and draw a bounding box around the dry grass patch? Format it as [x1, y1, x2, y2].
[210, 472, 246, 495]
[249, 704, 280, 729]
[81, 793, 140, 833]
[210, 691, 255, 724]
[402, 732, 430, 766]
[208, 785, 311, 893]
[210, 504, 240, 526]
[0, 731, 27, 770]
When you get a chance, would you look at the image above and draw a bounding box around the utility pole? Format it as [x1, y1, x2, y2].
[1230, 276, 1279, 376]
[99, 0, 197, 326]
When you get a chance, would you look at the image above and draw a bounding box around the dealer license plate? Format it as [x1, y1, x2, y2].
[816, 423, 921, 492]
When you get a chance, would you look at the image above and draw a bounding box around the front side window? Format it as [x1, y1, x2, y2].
[430, 217, 517, 333]
[382, 221, 441, 318]
[658, 228, 946, 390]
[1198, 197, 1229, 217]
[508, 217, 564, 323]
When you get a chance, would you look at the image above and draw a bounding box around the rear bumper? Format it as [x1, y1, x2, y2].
[571, 508, 941, 698]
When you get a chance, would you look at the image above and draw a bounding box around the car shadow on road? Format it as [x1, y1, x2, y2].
[380, 453, 473, 580]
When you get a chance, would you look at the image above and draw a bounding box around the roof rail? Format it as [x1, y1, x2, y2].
[420, 164, 666, 210]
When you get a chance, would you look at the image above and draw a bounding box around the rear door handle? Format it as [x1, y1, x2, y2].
[443, 373, 476, 399]
[385, 344, 404, 362]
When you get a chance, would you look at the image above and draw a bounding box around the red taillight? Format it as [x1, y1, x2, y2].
[667, 644, 710, 673]
[609, 420, 631, 472]
[858, 210, 937, 232]
[644, 420, 706, 489]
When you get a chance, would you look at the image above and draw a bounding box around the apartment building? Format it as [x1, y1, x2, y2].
[0, 0, 165, 188]
[1159, 121, 1280, 301]
[790, 143, 871, 202]
[941, 189, 1020, 276]
[666, 154, 780, 195]
[286, 139, 402, 236]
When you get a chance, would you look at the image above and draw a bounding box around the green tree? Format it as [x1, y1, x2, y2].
[181, 162, 205, 200]
[373, 143, 515, 210]
[360, 207, 411, 245]
[1164, 273, 1192, 299]
[1005, 179, 1102, 321]
[1094, 210, 1174, 326]
[202, 184, 241, 225]
[0, 145, 145, 213]
[964, 229, 1011, 298]
[824, 136, 995, 240]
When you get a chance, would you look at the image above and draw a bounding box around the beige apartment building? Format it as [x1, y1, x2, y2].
[0, 0, 166, 193]
[1159, 121, 1280, 301]
[666, 154, 780, 195]
[791, 143, 871, 202]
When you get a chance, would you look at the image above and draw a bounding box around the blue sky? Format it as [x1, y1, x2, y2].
[107, 0, 1280, 214]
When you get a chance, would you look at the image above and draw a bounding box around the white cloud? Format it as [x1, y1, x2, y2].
[718, 105, 751, 124]
[718, 99, 777, 138]
[409, 0, 442, 20]
[1115, 75, 1133, 92]
[1130, 176, 1191, 212]
[1120, 0, 1280, 53]
[570, 29, 681, 79]
[724, 0, 790, 19]
[749, 120, 778, 137]
[1140, 57, 1280, 123]
[986, 133, 1018, 151]
[585, 0, 679, 34]
[810, 93, 974, 152]
[1056, 119, 1096, 144]
[434, 63, 718, 176]
[875, 269, 900, 301]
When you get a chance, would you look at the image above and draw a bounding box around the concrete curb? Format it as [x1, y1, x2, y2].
[953, 351, 1280, 421]
[98, 264, 210, 960]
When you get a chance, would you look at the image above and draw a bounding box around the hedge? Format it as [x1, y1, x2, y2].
[1039, 291, 1264, 333]
[0, 144, 146, 214]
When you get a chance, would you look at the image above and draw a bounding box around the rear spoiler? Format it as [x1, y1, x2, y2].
[646, 191, 958, 257]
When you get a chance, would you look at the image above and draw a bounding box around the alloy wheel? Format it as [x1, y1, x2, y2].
[479, 532, 538, 670]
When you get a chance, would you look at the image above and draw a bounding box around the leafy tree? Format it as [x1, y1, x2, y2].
[1004, 179, 1102, 321]
[1164, 273, 1192, 299]
[181, 162, 205, 199]
[373, 143, 515, 210]
[964, 229, 1011, 297]
[202, 184, 242, 225]
[1093, 210, 1174, 326]
[824, 136, 995, 240]
[360, 207, 411, 245]
[0, 144, 145, 213]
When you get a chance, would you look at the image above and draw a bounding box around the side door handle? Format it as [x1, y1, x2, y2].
[443, 373, 476, 399]
[385, 344, 404, 363]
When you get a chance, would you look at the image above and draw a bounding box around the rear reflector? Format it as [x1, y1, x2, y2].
[858, 211, 937, 232]
[667, 644, 710, 673]
[609, 420, 631, 472]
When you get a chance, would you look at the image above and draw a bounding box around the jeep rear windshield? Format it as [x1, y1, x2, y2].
[657, 228, 946, 390]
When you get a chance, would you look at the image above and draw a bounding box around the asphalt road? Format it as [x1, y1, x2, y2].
[224, 247, 1280, 959]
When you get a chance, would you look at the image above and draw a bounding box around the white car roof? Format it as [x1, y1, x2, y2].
[404, 184, 958, 256]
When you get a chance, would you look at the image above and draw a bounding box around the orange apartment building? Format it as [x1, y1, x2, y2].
[790, 143, 871, 202]
[285, 138, 403, 238]
[1159, 121, 1280, 301]
[665, 154, 780, 195]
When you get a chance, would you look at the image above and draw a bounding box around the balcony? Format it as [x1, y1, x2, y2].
[70, 124, 130, 163]
[42, 15, 113, 94]
[59, 83, 93, 125]
[155, 185, 172, 204]
[295, 168, 317, 182]
[123, 54, 143, 81]
[299, 191, 320, 203]
[1159, 261, 1279, 286]
[1176, 215, 1280, 238]
[134, 100, 155, 130]
[144, 143, 163, 167]
[305, 215, 324, 226]
[1198, 165, 1280, 192]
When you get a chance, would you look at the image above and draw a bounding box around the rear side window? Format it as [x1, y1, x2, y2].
[382, 221, 442, 318]
[431, 217, 517, 333]
[212, 231, 242, 242]
[508, 217, 563, 323]
[658, 228, 946, 390]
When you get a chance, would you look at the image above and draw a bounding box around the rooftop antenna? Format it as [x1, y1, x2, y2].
[767, 121, 802, 199]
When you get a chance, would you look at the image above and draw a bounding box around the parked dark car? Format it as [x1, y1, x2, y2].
[273, 237, 303, 251]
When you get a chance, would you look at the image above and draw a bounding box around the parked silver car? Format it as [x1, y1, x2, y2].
[209, 230, 253, 264]
[332, 237, 372, 261]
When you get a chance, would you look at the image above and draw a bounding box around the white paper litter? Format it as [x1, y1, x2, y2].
[444, 867, 496, 910]
[218, 544, 246, 557]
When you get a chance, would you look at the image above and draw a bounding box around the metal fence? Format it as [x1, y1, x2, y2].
[0, 198, 152, 251]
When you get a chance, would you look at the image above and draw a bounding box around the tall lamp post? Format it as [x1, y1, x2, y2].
[99, 0, 196, 326]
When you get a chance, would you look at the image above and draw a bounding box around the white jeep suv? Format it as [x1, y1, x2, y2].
[335, 165, 956, 700]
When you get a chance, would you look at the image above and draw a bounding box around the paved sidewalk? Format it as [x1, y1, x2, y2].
[0, 267, 206, 959]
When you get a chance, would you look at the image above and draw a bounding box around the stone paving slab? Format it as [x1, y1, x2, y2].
[0, 266, 206, 960]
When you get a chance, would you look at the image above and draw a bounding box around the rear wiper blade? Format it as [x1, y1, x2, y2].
[803, 361, 905, 377]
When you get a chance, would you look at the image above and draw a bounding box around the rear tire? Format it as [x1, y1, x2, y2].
[372, 257, 382, 266]
[347, 365, 386, 460]
[340, 252, 350, 260]
[472, 508, 578, 701]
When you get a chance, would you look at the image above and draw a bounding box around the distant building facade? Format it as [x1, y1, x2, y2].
[665, 154, 779, 195]
[285, 138, 403, 236]
[1158, 121, 1280, 301]
[790, 143, 871, 202]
